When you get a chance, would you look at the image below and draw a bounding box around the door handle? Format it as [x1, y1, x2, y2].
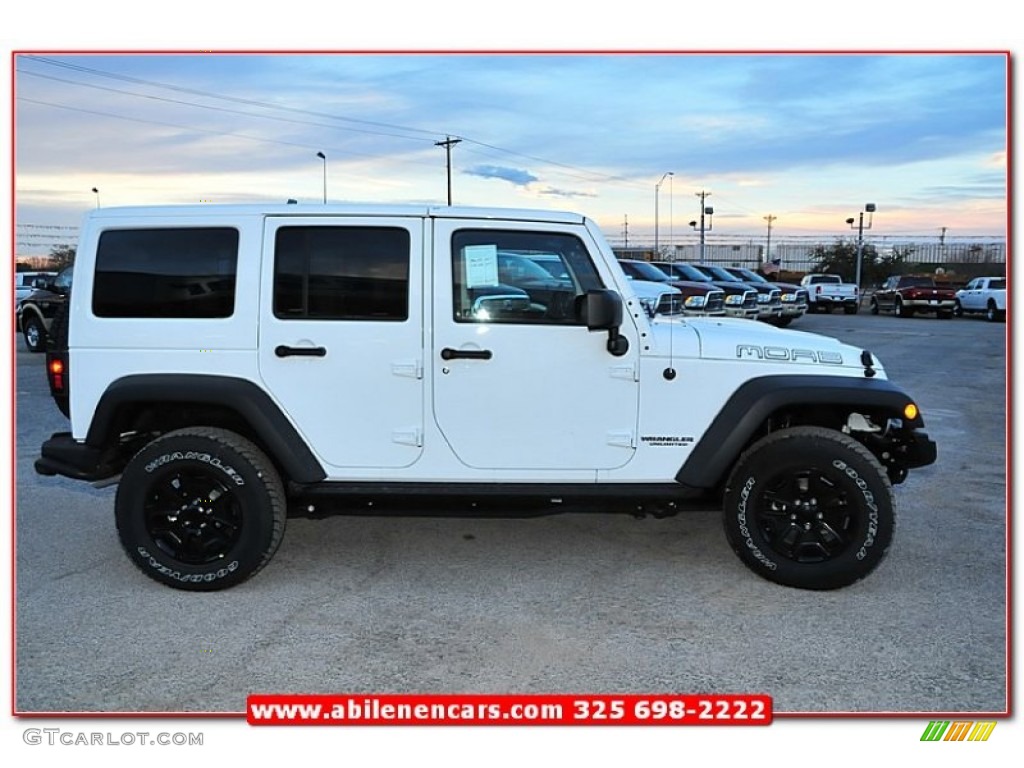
[440, 347, 493, 361]
[275, 345, 327, 358]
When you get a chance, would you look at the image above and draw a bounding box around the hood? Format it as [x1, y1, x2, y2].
[675, 316, 884, 375]
[627, 278, 681, 299]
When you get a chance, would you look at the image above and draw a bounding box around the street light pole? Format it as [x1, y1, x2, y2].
[316, 152, 327, 204]
[763, 214, 776, 271]
[91, 187, 101, 208]
[689, 190, 713, 263]
[846, 203, 876, 288]
[654, 172, 673, 258]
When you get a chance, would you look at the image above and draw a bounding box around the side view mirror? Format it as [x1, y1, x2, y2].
[577, 289, 628, 356]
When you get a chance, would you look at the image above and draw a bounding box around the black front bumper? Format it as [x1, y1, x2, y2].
[898, 429, 938, 469]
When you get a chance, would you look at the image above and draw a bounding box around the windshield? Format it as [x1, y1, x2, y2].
[620, 261, 671, 282]
[730, 268, 768, 284]
[497, 254, 561, 282]
[661, 263, 711, 282]
[701, 265, 741, 282]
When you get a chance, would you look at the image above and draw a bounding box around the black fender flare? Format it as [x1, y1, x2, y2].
[86, 374, 326, 483]
[675, 374, 924, 490]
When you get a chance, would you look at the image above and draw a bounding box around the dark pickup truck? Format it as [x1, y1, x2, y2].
[869, 275, 957, 319]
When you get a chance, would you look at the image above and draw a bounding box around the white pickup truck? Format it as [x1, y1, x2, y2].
[800, 273, 860, 314]
[954, 276, 1006, 322]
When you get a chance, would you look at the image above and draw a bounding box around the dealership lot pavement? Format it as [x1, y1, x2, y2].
[13, 312, 1007, 714]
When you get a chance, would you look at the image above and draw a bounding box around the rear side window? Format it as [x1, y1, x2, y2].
[93, 228, 239, 318]
[273, 226, 410, 321]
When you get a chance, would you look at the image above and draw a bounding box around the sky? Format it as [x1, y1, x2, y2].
[12, 52, 1008, 258]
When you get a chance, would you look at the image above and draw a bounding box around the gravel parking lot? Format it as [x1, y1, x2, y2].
[13, 311, 1007, 714]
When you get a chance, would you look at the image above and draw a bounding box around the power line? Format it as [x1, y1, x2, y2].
[16, 96, 443, 171]
[21, 55, 444, 141]
[19, 55, 652, 193]
[18, 68, 441, 147]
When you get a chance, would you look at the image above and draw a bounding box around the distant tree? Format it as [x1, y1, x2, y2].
[809, 239, 897, 286]
[49, 244, 76, 270]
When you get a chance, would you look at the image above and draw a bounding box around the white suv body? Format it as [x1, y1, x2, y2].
[37, 204, 936, 592]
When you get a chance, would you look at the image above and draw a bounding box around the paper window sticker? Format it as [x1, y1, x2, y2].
[464, 245, 499, 288]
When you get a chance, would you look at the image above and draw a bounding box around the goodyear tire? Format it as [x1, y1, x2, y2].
[722, 426, 894, 590]
[116, 427, 286, 591]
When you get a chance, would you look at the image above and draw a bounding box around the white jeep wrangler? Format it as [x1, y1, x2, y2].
[36, 204, 936, 592]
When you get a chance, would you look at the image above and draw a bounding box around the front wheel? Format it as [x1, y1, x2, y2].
[722, 426, 895, 590]
[116, 427, 287, 591]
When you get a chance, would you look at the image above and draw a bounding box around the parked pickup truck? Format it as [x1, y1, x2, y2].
[954, 276, 1006, 322]
[870, 275, 957, 319]
[800, 274, 860, 314]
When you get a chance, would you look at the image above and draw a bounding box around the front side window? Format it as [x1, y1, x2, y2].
[274, 226, 410, 321]
[93, 228, 238, 318]
[452, 229, 602, 324]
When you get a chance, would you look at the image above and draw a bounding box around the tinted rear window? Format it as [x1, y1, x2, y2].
[93, 228, 239, 318]
[273, 226, 410, 321]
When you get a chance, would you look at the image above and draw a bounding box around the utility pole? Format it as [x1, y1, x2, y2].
[622, 215, 629, 249]
[763, 214, 777, 270]
[435, 136, 462, 206]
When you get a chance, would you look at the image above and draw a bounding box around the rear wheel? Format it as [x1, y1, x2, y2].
[953, 299, 963, 318]
[986, 301, 1004, 323]
[869, 298, 879, 315]
[116, 427, 287, 591]
[22, 313, 46, 352]
[722, 426, 895, 590]
[843, 303, 858, 315]
[896, 298, 912, 318]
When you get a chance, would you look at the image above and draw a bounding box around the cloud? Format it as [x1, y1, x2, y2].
[536, 186, 597, 199]
[464, 165, 538, 186]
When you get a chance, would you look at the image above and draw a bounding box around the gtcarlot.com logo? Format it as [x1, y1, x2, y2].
[23, 729, 203, 746]
[920, 721, 996, 742]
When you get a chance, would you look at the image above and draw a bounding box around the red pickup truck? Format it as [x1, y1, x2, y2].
[869, 275, 957, 319]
